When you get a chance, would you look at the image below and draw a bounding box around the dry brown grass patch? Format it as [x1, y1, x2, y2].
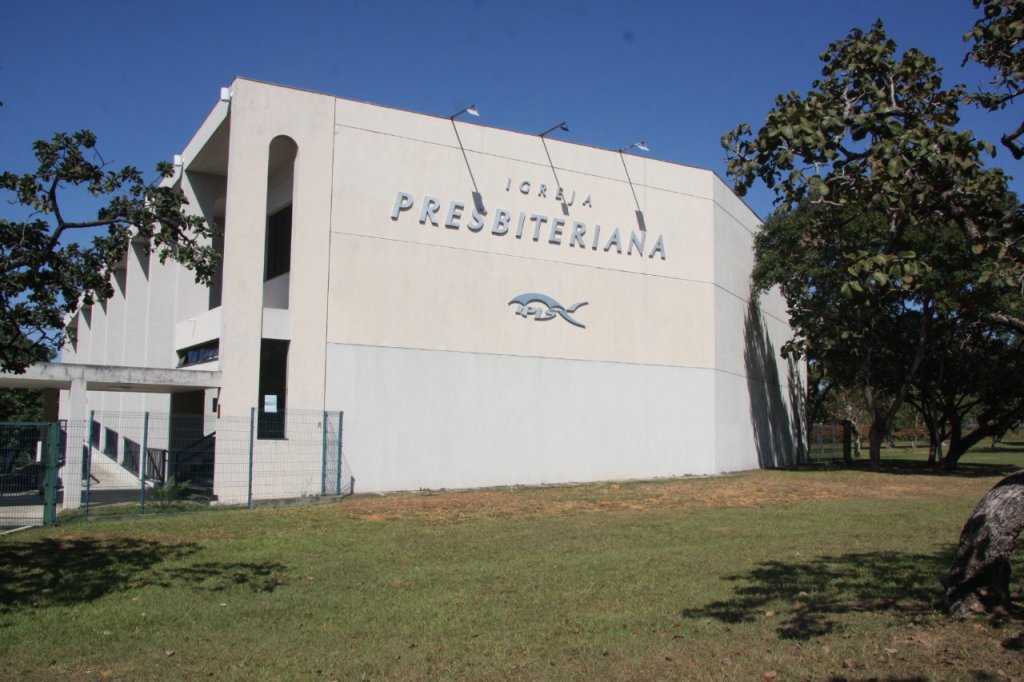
[328, 467, 1004, 524]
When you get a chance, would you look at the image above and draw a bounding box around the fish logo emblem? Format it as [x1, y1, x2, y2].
[508, 293, 588, 328]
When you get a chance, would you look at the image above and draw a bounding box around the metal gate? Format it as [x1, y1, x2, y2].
[0, 422, 62, 527]
[807, 422, 853, 461]
[321, 411, 353, 496]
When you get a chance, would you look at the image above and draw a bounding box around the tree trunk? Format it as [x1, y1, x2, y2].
[924, 413, 941, 466]
[942, 469, 1024, 616]
[942, 411, 964, 471]
[867, 420, 884, 471]
[842, 421, 853, 466]
[943, 404, 1024, 470]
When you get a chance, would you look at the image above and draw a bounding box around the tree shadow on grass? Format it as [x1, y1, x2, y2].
[972, 441, 1024, 454]
[682, 546, 1016, 640]
[0, 537, 286, 613]
[792, 459, 1021, 479]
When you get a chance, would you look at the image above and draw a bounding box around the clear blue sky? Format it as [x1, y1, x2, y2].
[2, 0, 1020, 219]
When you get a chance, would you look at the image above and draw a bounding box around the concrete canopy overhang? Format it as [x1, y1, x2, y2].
[0, 362, 221, 393]
[181, 98, 230, 176]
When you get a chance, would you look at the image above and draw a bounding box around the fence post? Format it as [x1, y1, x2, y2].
[321, 411, 328, 496]
[336, 412, 343, 497]
[42, 422, 59, 526]
[247, 407, 255, 509]
[140, 412, 149, 515]
[84, 410, 94, 519]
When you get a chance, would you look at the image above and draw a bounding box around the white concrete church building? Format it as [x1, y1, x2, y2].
[58, 78, 804, 499]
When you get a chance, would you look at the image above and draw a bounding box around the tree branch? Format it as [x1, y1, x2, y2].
[1000, 121, 1024, 160]
[985, 311, 1024, 335]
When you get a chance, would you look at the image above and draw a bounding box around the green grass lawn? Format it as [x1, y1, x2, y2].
[2, 463, 1023, 680]
[883, 435, 1024, 467]
[811, 431, 1024, 469]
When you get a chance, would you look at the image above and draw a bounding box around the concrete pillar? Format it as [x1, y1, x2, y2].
[61, 376, 88, 511]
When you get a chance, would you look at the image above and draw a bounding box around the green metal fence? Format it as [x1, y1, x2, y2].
[0, 422, 62, 528]
[0, 408, 351, 528]
[807, 422, 852, 461]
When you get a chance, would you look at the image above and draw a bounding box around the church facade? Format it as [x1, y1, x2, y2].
[60, 78, 804, 501]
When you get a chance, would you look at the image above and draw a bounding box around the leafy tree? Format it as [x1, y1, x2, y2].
[0, 387, 44, 421]
[751, 200, 939, 470]
[965, 0, 1024, 158]
[724, 21, 1024, 469]
[724, 12, 1024, 616]
[906, 320, 1024, 468]
[907, 185, 1024, 467]
[962, 0, 1024, 335]
[0, 131, 219, 373]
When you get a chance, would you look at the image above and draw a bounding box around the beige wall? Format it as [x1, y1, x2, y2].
[217, 79, 335, 417]
[327, 105, 719, 371]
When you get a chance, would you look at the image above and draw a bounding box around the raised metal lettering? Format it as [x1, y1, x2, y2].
[388, 189, 667, 262]
[492, 209, 511, 235]
[515, 212, 527, 239]
[628, 231, 646, 256]
[549, 218, 565, 245]
[419, 196, 441, 226]
[391, 191, 414, 220]
[569, 221, 586, 248]
[604, 228, 622, 254]
[445, 201, 464, 229]
[530, 214, 547, 242]
[468, 208, 485, 232]
[649, 235, 667, 260]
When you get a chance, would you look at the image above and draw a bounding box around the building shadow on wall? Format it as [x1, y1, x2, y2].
[744, 297, 805, 468]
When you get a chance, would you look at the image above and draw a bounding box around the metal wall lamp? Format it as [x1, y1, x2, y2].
[618, 140, 650, 231]
[449, 105, 484, 213]
[539, 122, 569, 137]
[619, 141, 650, 153]
[451, 105, 480, 120]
